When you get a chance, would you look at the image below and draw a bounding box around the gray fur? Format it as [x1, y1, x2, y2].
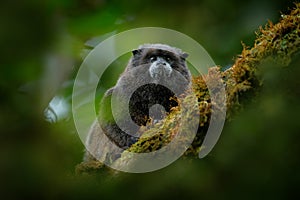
[84, 44, 191, 162]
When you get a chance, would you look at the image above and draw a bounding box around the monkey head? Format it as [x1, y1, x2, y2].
[126, 43, 190, 82]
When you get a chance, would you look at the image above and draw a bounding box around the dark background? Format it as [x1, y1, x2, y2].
[1, 0, 299, 199]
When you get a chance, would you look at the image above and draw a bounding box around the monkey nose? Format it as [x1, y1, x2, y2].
[159, 61, 167, 66]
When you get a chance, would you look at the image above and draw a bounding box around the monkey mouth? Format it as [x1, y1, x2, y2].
[149, 62, 172, 79]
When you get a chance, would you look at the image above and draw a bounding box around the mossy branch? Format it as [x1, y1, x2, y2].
[77, 3, 300, 173]
[125, 2, 300, 154]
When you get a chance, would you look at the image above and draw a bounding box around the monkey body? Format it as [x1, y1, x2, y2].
[84, 44, 191, 162]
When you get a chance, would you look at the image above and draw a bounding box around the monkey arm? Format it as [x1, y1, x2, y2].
[98, 88, 139, 149]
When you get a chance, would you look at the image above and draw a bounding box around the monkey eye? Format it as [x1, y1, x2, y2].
[165, 56, 172, 63]
[150, 56, 157, 63]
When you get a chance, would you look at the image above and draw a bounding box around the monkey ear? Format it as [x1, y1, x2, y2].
[132, 49, 143, 56]
[181, 52, 189, 59]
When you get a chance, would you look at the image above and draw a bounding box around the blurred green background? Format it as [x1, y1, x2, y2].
[1, 0, 299, 199]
